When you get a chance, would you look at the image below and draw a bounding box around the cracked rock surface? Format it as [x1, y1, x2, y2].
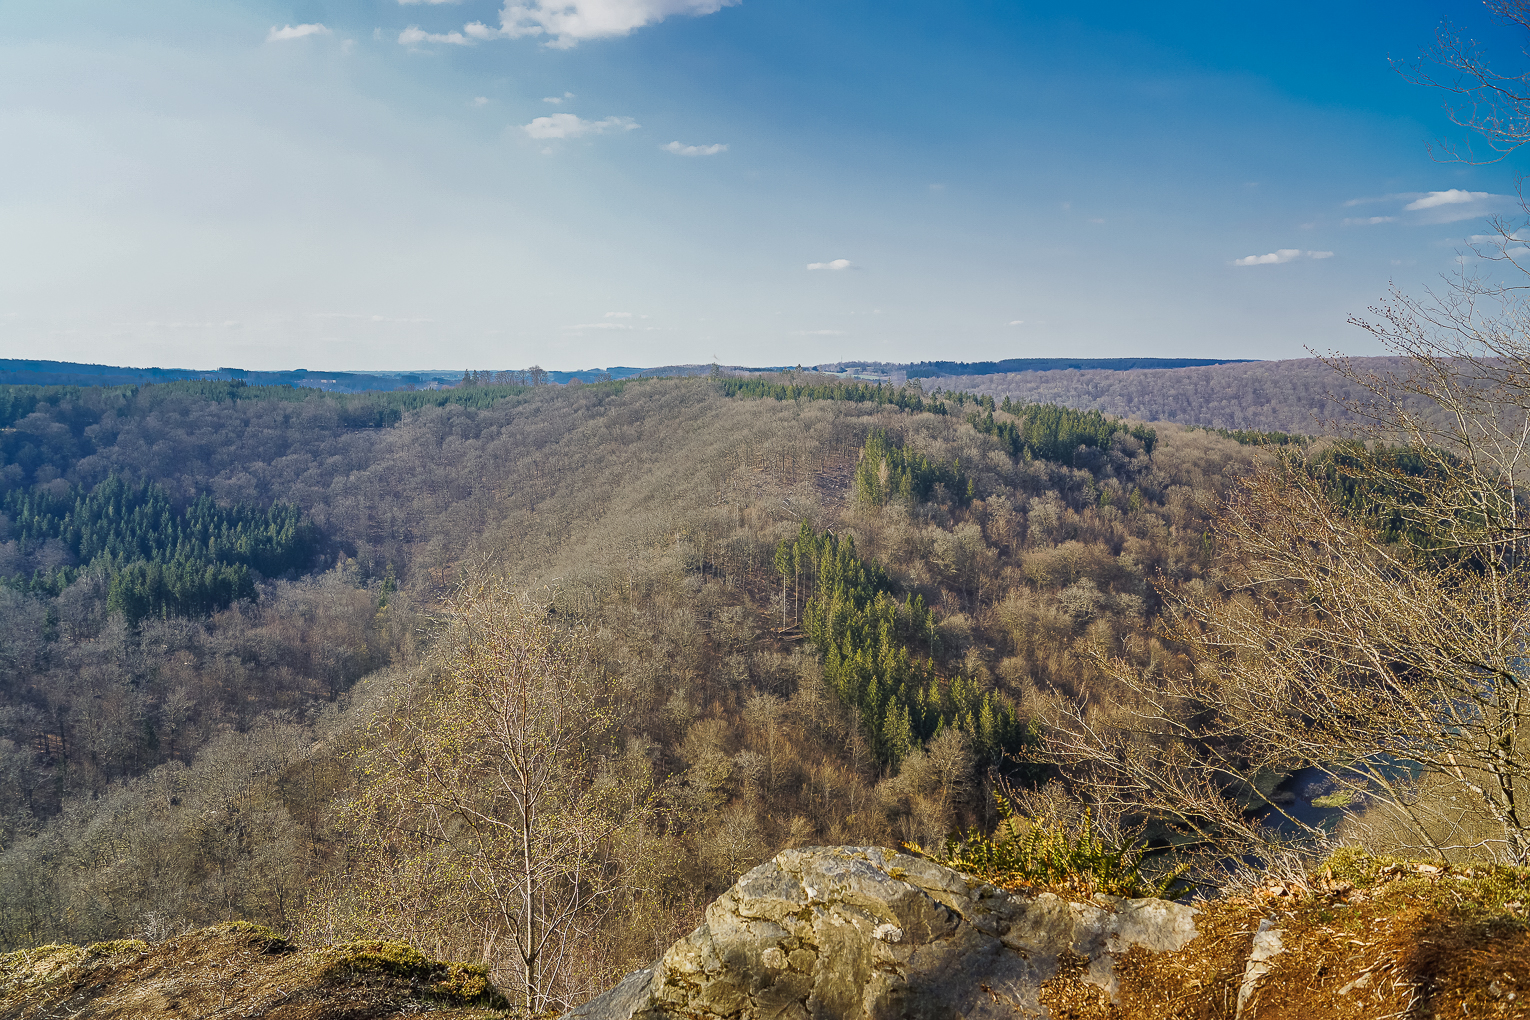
[565, 846, 1199, 1020]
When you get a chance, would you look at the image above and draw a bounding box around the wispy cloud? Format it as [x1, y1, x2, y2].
[1344, 189, 1514, 225]
[314, 313, 433, 322]
[792, 329, 845, 335]
[465, 0, 739, 49]
[267, 23, 331, 41]
[663, 141, 727, 156]
[399, 25, 473, 44]
[542, 92, 576, 104]
[1232, 249, 1334, 266]
[1342, 216, 1394, 226]
[1007, 320, 1024, 325]
[605, 311, 633, 318]
[566, 318, 658, 331]
[470, 96, 489, 106]
[1465, 232, 1530, 244]
[806, 259, 853, 271]
[399, 0, 460, 4]
[522, 114, 639, 139]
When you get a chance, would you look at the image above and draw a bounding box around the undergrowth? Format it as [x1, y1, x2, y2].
[918, 792, 1188, 899]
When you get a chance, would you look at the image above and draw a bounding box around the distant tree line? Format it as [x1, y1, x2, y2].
[932, 391, 1158, 462]
[459, 367, 553, 387]
[720, 378, 948, 414]
[1187, 425, 1305, 447]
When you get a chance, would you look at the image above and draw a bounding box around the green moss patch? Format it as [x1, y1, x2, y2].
[211, 921, 291, 953]
[318, 939, 506, 1009]
[83, 939, 149, 957]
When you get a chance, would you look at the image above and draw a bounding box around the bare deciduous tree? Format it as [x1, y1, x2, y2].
[338, 586, 647, 1012]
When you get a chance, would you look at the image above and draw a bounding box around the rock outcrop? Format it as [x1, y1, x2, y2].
[567, 845, 1200, 1020]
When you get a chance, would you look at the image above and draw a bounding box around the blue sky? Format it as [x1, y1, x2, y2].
[0, 0, 1517, 370]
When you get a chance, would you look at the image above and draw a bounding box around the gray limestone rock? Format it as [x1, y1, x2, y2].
[564, 846, 1201, 1020]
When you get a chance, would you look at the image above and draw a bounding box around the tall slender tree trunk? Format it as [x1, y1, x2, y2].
[521, 797, 538, 1012]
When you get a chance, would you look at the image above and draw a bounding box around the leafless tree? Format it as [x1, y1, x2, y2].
[341, 586, 646, 1012]
[1397, 0, 1530, 163]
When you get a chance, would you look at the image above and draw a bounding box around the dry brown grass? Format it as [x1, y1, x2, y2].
[1031, 851, 1530, 1019]
[0, 923, 507, 1020]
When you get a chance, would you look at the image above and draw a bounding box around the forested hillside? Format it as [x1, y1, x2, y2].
[935, 356, 1433, 432]
[0, 373, 1287, 1006]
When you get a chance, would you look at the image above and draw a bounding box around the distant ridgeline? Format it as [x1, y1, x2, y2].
[778, 522, 1029, 767]
[0, 359, 463, 392]
[2, 476, 316, 622]
[0, 359, 676, 391]
[905, 357, 1253, 379]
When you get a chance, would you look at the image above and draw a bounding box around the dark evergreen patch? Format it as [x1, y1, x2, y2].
[720, 377, 948, 414]
[786, 522, 1029, 768]
[3, 475, 316, 620]
[854, 429, 973, 508]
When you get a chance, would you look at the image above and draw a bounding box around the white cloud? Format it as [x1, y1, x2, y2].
[471, 96, 489, 106]
[605, 311, 633, 317]
[663, 141, 727, 156]
[1007, 320, 1024, 325]
[1232, 249, 1333, 266]
[267, 23, 331, 41]
[1342, 216, 1395, 226]
[399, 26, 473, 44]
[522, 113, 638, 139]
[466, 0, 740, 49]
[806, 259, 853, 271]
[569, 321, 635, 330]
[792, 329, 845, 335]
[542, 92, 576, 104]
[399, 0, 460, 4]
[1405, 189, 1487, 211]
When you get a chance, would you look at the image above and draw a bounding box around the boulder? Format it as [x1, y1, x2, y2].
[565, 845, 1199, 1020]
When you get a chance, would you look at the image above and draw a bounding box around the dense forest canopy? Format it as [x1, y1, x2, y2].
[0, 366, 1402, 1006]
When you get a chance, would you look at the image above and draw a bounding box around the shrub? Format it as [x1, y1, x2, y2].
[925, 792, 1186, 899]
